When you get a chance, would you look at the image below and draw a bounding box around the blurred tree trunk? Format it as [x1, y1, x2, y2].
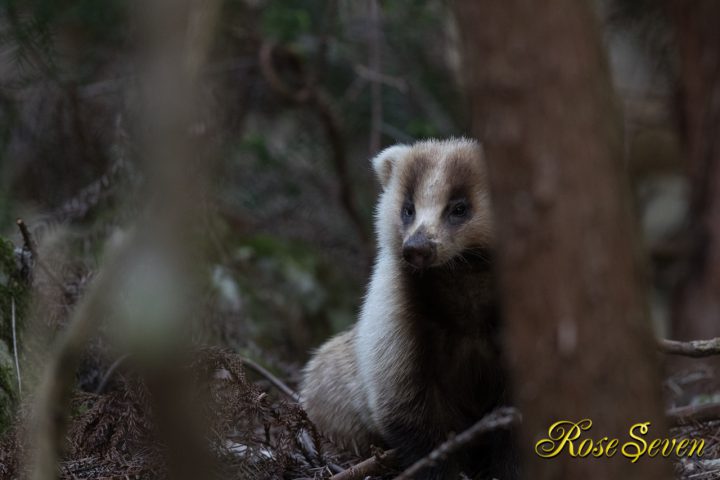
[670, 1, 720, 350]
[453, 1, 672, 479]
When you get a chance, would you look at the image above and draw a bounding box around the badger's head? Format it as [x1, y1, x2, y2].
[372, 138, 494, 271]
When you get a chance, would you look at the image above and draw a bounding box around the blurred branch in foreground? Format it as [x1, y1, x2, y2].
[29, 0, 221, 478]
[453, 0, 673, 479]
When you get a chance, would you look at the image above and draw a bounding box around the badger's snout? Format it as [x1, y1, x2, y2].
[402, 232, 437, 269]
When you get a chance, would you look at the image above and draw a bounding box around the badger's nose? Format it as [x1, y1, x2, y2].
[402, 233, 436, 269]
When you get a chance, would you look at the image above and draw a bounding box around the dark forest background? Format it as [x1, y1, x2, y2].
[0, 1, 718, 479]
[0, 0, 689, 361]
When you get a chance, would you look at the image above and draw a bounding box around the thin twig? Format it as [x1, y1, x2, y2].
[394, 407, 521, 480]
[329, 448, 398, 480]
[16, 218, 37, 257]
[241, 356, 299, 402]
[95, 353, 131, 394]
[659, 337, 720, 357]
[667, 402, 720, 426]
[11, 296, 21, 395]
[353, 64, 407, 92]
[297, 404, 326, 464]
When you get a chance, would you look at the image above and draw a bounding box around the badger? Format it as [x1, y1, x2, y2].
[301, 138, 516, 479]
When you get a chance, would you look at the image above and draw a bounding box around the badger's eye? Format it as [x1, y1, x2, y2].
[401, 203, 415, 224]
[448, 200, 470, 224]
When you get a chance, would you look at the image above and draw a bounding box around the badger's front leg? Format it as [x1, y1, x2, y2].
[375, 391, 462, 479]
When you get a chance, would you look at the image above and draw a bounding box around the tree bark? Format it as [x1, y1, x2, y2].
[453, 1, 673, 479]
[670, 1, 720, 351]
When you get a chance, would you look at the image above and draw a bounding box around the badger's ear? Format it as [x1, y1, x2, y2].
[371, 145, 409, 190]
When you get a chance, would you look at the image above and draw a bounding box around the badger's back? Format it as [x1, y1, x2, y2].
[300, 328, 381, 455]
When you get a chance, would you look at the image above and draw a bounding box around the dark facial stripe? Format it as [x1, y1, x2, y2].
[399, 154, 430, 200]
[445, 155, 480, 188]
[448, 184, 472, 202]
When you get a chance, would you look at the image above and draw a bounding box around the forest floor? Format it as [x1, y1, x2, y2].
[0, 235, 718, 480]
[0, 347, 718, 479]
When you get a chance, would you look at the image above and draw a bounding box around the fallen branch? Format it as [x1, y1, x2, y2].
[329, 448, 398, 480]
[667, 402, 720, 426]
[241, 356, 299, 402]
[394, 407, 521, 480]
[325, 401, 718, 480]
[658, 337, 720, 358]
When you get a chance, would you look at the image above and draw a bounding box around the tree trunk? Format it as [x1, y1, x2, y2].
[670, 1, 720, 351]
[453, 1, 673, 479]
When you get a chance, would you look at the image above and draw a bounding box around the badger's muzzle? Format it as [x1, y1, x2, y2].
[402, 232, 437, 269]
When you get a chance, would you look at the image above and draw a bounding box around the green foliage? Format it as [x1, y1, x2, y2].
[0, 0, 469, 364]
[0, 0, 128, 81]
[0, 237, 27, 344]
[406, 118, 440, 139]
[240, 134, 281, 169]
[260, 0, 316, 43]
[0, 95, 19, 229]
[0, 342, 14, 432]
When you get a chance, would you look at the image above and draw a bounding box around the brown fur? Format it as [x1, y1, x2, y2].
[301, 139, 515, 479]
[300, 331, 383, 454]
